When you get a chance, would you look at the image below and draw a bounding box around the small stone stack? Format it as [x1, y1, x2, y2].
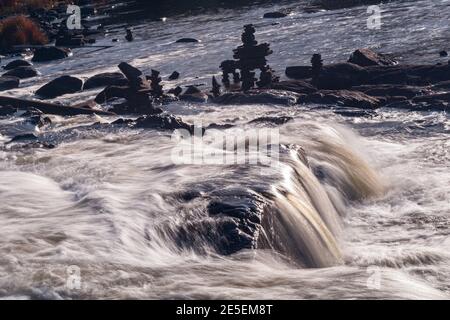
[115, 62, 154, 113]
[232, 24, 275, 91]
[311, 53, 323, 85]
[211, 76, 221, 97]
[149, 69, 164, 98]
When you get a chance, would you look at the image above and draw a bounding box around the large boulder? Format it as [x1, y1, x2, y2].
[348, 48, 397, 67]
[35, 75, 83, 99]
[3, 59, 32, 70]
[83, 72, 128, 90]
[0, 76, 20, 91]
[316, 63, 368, 89]
[3, 66, 39, 79]
[32, 47, 71, 62]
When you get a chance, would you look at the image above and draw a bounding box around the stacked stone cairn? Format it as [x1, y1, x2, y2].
[220, 24, 278, 92]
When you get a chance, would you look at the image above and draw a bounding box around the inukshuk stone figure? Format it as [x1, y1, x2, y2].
[232, 24, 275, 91]
[149, 69, 164, 98]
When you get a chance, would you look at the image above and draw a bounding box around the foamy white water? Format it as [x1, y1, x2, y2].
[0, 0, 449, 299]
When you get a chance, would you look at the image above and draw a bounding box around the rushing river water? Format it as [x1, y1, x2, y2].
[0, 0, 449, 299]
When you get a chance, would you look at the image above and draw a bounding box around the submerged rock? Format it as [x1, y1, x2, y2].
[176, 38, 200, 43]
[3, 59, 32, 70]
[113, 114, 196, 134]
[174, 189, 267, 255]
[36, 76, 83, 99]
[0, 76, 20, 91]
[263, 11, 288, 18]
[3, 66, 39, 79]
[213, 90, 299, 105]
[32, 47, 71, 62]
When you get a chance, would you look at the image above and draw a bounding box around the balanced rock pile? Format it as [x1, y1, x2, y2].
[220, 24, 279, 91]
[95, 62, 162, 115]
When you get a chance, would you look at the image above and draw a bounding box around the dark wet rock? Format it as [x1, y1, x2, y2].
[32, 47, 71, 62]
[0, 76, 20, 91]
[270, 80, 317, 94]
[125, 28, 134, 42]
[113, 114, 196, 134]
[36, 76, 83, 99]
[285, 66, 313, 80]
[55, 34, 85, 47]
[213, 90, 299, 105]
[248, 116, 293, 125]
[0, 105, 16, 116]
[175, 189, 267, 255]
[83, 72, 128, 90]
[3, 66, 39, 79]
[118, 62, 142, 83]
[176, 38, 200, 43]
[440, 50, 448, 57]
[168, 71, 180, 80]
[134, 114, 194, 132]
[168, 86, 183, 96]
[333, 108, 377, 118]
[180, 86, 209, 103]
[263, 11, 288, 18]
[206, 123, 235, 130]
[0, 96, 113, 116]
[348, 48, 397, 67]
[316, 63, 368, 89]
[304, 90, 380, 109]
[3, 59, 32, 70]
